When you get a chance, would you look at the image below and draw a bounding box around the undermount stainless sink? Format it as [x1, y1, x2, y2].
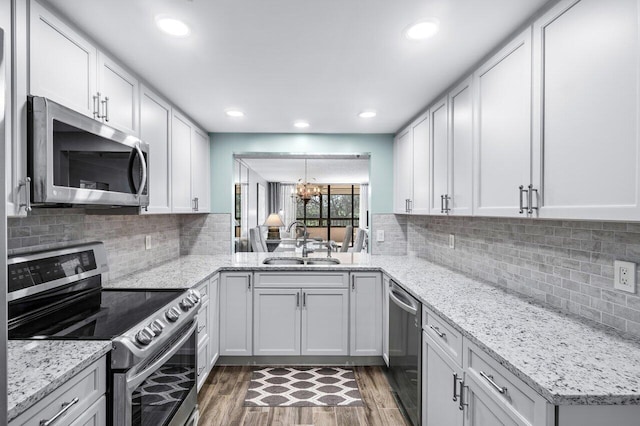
[262, 257, 341, 265]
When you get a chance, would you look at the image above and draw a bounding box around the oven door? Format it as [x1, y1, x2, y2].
[113, 322, 197, 426]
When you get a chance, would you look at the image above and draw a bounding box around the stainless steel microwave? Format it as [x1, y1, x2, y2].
[28, 96, 149, 207]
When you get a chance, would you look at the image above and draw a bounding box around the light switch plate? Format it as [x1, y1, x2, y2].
[449, 234, 455, 249]
[614, 260, 636, 293]
[145, 235, 152, 250]
[376, 230, 385, 242]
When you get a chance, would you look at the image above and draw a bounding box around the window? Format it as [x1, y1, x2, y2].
[296, 185, 360, 244]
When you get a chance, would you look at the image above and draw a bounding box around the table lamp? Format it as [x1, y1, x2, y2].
[264, 213, 284, 240]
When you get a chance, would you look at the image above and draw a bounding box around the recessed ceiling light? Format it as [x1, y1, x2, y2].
[225, 109, 244, 118]
[404, 19, 440, 40]
[294, 121, 310, 129]
[155, 15, 190, 37]
[358, 111, 377, 119]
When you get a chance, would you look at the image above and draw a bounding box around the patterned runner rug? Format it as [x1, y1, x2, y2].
[244, 366, 365, 407]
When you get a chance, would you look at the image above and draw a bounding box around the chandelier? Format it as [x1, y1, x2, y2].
[296, 159, 321, 204]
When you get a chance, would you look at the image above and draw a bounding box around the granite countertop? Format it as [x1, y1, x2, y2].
[7, 340, 112, 423]
[108, 252, 640, 405]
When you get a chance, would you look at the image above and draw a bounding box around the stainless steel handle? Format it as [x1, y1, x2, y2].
[518, 185, 528, 214]
[303, 292, 306, 307]
[389, 288, 418, 315]
[19, 177, 32, 212]
[528, 184, 538, 215]
[195, 197, 199, 211]
[351, 275, 355, 291]
[127, 321, 196, 391]
[248, 275, 251, 290]
[440, 194, 445, 213]
[458, 380, 467, 411]
[198, 366, 206, 376]
[430, 325, 446, 338]
[445, 195, 450, 213]
[93, 93, 100, 118]
[480, 371, 507, 394]
[197, 323, 206, 333]
[132, 143, 147, 200]
[101, 96, 109, 122]
[296, 292, 300, 308]
[39, 397, 80, 426]
[452, 373, 459, 401]
[405, 198, 409, 213]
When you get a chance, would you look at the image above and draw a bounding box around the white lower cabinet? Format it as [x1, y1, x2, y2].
[464, 378, 521, 426]
[254, 288, 301, 355]
[349, 272, 382, 356]
[10, 356, 107, 426]
[301, 288, 349, 356]
[219, 272, 253, 356]
[209, 275, 220, 368]
[382, 275, 390, 367]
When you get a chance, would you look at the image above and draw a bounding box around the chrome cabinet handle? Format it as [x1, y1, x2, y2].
[19, 177, 32, 212]
[452, 373, 460, 401]
[92, 92, 100, 118]
[198, 366, 206, 376]
[197, 324, 206, 333]
[195, 197, 199, 211]
[430, 325, 446, 338]
[248, 275, 251, 290]
[440, 194, 445, 213]
[39, 397, 79, 426]
[101, 96, 109, 122]
[296, 292, 300, 308]
[351, 275, 355, 291]
[518, 185, 529, 214]
[303, 292, 306, 307]
[407, 199, 412, 213]
[527, 184, 538, 215]
[458, 380, 467, 411]
[480, 371, 507, 394]
[444, 194, 451, 213]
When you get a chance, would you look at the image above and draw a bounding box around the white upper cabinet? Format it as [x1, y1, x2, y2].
[171, 110, 193, 213]
[411, 113, 431, 214]
[191, 128, 211, 213]
[97, 53, 139, 135]
[429, 97, 449, 215]
[449, 77, 474, 216]
[30, 0, 97, 118]
[140, 85, 171, 214]
[394, 128, 413, 213]
[531, 0, 640, 220]
[473, 29, 532, 218]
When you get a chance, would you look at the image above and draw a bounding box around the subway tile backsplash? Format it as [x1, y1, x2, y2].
[7, 209, 231, 280]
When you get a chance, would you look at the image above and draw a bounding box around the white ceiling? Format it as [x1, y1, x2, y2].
[43, 0, 551, 134]
[241, 157, 370, 184]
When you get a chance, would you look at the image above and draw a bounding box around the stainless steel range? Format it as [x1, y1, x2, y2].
[8, 242, 201, 426]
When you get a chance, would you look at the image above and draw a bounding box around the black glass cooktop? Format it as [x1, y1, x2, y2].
[9, 287, 184, 340]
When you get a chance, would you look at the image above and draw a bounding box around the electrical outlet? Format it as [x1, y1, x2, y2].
[376, 230, 385, 242]
[449, 234, 455, 249]
[614, 260, 636, 293]
[145, 235, 152, 250]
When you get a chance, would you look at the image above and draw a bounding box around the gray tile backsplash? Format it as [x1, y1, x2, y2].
[7, 209, 231, 280]
[370, 214, 408, 255]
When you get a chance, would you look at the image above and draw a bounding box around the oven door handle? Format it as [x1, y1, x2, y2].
[389, 288, 418, 316]
[126, 321, 196, 392]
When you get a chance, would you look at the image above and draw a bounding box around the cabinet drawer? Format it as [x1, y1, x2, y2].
[422, 306, 463, 367]
[11, 357, 106, 426]
[69, 395, 106, 426]
[254, 272, 348, 288]
[195, 278, 210, 301]
[464, 339, 549, 426]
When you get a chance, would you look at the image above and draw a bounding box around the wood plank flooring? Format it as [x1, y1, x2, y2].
[197, 366, 410, 426]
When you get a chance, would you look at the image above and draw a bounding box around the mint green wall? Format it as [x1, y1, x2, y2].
[209, 133, 395, 215]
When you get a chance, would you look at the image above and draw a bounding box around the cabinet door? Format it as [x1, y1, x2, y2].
[209, 275, 219, 368]
[429, 97, 449, 215]
[301, 289, 349, 355]
[449, 77, 474, 216]
[219, 272, 252, 356]
[422, 332, 463, 426]
[532, 0, 640, 220]
[473, 29, 532, 217]
[171, 110, 193, 213]
[464, 377, 521, 426]
[97, 53, 139, 135]
[197, 336, 209, 391]
[69, 395, 106, 426]
[140, 85, 171, 214]
[411, 113, 430, 214]
[350, 273, 382, 356]
[191, 128, 211, 213]
[394, 128, 413, 213]
[30, 1, 97, 117]
[382, 275, 390, 367]
[253, 288, 301, 355]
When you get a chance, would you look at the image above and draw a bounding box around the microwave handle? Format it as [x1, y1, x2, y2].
[128, 143, 147, 199]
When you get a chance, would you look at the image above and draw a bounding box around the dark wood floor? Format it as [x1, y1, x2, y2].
[197, 365, 409, 426]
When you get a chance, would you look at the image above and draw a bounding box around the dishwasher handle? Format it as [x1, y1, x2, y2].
[389, 283, 418, 316]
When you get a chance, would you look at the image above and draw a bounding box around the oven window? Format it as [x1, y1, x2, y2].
[131, 333, 196, 426]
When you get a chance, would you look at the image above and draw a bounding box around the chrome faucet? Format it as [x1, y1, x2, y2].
[287, 220, 313, 257]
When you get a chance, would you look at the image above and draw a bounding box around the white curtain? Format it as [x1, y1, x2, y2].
[359, 183, 369, 229]
[279, 184, 298, 237]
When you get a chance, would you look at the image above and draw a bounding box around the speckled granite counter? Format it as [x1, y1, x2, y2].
[105, 252, 640, 406]
[7, 340, 111, 422]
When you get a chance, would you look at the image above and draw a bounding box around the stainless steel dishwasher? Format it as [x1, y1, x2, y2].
[386, 280, 422, 426]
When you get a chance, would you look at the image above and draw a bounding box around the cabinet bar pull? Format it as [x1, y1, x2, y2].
[480, 371, 507, 394]
[430, 325, 446, 338]
[527, 184, 538, 215]
[452, 373, 459, 401]
[19, 177, 32, 212]
[39, 397, 79, 426]
[518, 185, 529, 214]
[197, 324, 206, 333]
[408, 199, 412, 213]
[248, 276, 251, 290]
[92, 93, 100, 118]
[440, 194, 445, 213]
[443, 194, 451, 213]
[458, 380, 467, 411]
[296, 292, 300, 308]
[198, 366, 206, 375]
[102, 96, 109, 122]
[351, 275, 355, 291]
[303, 292, 306, 307]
